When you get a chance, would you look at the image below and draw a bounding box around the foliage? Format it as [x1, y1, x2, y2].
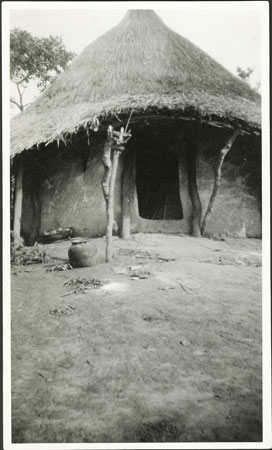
[63, 277, 103, 294]
[10, 28, 76, 111]
[64, 277, 103, 288]
[236, 66, 254, 82]
[11, 234, 47, 265]
[236, 66, 261, 93]
[46, 263, 73, 272]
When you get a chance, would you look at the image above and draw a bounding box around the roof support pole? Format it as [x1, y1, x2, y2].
[178, 152, 192, 234]
[102, 125, 132, 262]
[29, 180, 41, 245]
[186, 142, 202, 237]
[13, 160, 24, 240]
[121, 151, 133, 239]
[106, 149, 120, 262]
[101, 128, 113, 202]
[201, 128, 240, 235]
[101, 127, 114, 262]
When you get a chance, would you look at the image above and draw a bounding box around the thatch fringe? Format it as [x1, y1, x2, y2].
[11, 91, 261, 156]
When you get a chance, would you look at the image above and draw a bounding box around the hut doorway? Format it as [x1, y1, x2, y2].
[135, 141, 183, 220]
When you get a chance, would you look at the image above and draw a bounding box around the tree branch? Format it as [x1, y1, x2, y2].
[10, 98, 22, 111]
[13, 72, 30, 85]
[200, 128, 240, 235]
[16, 83, 24, 111]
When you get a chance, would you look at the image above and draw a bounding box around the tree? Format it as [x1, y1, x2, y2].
[236, 66, 261, 93]
[10, 28, 76, 111]
[236, 66, 254, 83]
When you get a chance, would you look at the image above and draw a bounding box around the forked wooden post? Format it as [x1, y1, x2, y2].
[186, 142, 202, 237]
[201, 128, 240, 235]
[102, 124, 132, 262]
[101, 127, 113, 204]
[105, 150, 120, 261]
[101, 126, 114, 262]
[13, 162, 24, 240]
[121, 152, 132, 239]
[178, 152, 192, 234]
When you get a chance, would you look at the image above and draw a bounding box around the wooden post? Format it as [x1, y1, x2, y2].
[29, 183, 41, 245]
[102, 125, 132, 262]
[178, 152, 192, 234]
[121, 152, 132, 239]
[106, 150, 120, 262]
[101, 127, 114, 262]
[13, 162, 24, 240]
[201, 128, 240, 235]
[187, 143, 202, 237]
[131, 148, 139, 217]
[101, 127, 113, 204]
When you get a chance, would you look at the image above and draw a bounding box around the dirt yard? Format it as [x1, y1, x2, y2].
[11, 233, 262, 443]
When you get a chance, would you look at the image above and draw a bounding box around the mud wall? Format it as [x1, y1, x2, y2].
[21, 141, 123, 242]
[127, 151, 191, 235]
[124, 124, 191, 235]
[125, 125, 261, 238]
[125, 152, 261, 238]
[39, 155, 123, 237]
[197, 156, 261, 238]
[19, 121, 261, 242]
[21, 169, 35, 241]
[195, 129, 261, 238]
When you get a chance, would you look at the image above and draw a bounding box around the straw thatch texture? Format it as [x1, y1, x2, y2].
[10, 10, 261, 157]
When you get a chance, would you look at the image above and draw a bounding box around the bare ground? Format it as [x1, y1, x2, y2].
[11, 233, 262, 443]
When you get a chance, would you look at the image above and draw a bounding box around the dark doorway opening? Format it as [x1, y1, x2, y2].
[136, 143, 183, 220]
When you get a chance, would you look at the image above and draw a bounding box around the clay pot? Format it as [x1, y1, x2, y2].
[68, 238, 98, 268]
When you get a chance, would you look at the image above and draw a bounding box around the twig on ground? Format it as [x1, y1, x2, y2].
[36, 372, 48, 381]
[179, 282, 191, 294]
[61, 289, 83, 297]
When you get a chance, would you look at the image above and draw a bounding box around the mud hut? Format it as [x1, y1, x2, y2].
[10, 10, 262, 244]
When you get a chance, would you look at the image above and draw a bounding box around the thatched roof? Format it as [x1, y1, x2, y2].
[11, 9, 261, 157]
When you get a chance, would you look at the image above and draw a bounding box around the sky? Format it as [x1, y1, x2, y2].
[9, 3, 263, 116]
